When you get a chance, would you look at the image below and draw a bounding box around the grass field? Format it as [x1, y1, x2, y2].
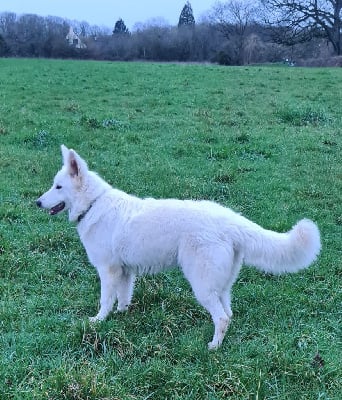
[0, 58, 341, 399]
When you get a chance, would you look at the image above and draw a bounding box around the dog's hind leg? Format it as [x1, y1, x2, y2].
[219, 250, 243, 319]
[180, 240, 234, 350]
[195, 288, 230, 350]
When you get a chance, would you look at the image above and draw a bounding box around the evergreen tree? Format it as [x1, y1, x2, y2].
[113, 18, 129, 35]
[178, 1, 195, 28]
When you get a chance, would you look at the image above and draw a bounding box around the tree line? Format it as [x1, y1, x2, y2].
[0, 1, 339, 65]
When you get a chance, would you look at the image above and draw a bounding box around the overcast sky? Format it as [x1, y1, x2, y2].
[0, 0, 215, 30]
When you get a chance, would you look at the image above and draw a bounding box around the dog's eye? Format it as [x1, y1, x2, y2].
[56, 185, 62, 190]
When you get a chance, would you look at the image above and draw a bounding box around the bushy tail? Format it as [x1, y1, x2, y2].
[242, 219, 321, 274]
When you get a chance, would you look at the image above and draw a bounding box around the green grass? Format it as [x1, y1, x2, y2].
[0, 58, 341, 399]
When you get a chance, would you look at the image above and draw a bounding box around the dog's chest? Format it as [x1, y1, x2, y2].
[78, 221, 120, 268]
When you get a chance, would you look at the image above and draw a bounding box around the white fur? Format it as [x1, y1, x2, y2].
[37, 145, 321, 349]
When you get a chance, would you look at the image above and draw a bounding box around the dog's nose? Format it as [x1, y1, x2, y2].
[36, 200, 42, 208]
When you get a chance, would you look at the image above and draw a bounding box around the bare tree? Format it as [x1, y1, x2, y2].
[210, 0, 259, 64]
[0, 12, 16, 37]
[44, 16, 70, 58]
[261, 0, 342, 55]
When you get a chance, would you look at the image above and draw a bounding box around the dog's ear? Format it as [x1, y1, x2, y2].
[61, 144, 69, 165]
[69, 150, 88, 178]
[61, 145, 88, 178]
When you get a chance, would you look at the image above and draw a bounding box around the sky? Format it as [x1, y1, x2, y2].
[0, 0, 216, 30]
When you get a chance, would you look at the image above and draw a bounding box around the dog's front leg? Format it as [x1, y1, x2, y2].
[116, 271, 135, 312]
[89, 265, 120, 322]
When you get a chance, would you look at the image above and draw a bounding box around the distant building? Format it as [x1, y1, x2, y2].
[66, 26, 86, 49]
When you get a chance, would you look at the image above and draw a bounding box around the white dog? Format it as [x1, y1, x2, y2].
[36, 145, 321, 349]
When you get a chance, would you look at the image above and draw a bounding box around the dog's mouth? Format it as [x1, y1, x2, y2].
[49, 202, 66, 215]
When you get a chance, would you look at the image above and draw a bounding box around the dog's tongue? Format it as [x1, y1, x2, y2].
[49, 202, 65, 215]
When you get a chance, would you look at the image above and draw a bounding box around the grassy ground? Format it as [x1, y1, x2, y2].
[0, 58, 341, 399]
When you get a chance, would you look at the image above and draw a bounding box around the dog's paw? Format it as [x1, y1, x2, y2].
[89, 316, 102, 323]
[116, 304, 129, 312]
[208, 340, 221, 351]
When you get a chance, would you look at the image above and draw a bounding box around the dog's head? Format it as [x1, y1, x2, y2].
[36, 145, 89, 221]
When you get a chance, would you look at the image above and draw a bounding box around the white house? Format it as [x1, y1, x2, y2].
[66, 26, 86, 49]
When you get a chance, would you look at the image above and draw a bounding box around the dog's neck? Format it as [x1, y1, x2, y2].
[77, 203, 94, 223]
[76, 192, 105, 223]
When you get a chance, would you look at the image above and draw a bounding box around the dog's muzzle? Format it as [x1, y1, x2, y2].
[36, 200, 66, 215]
